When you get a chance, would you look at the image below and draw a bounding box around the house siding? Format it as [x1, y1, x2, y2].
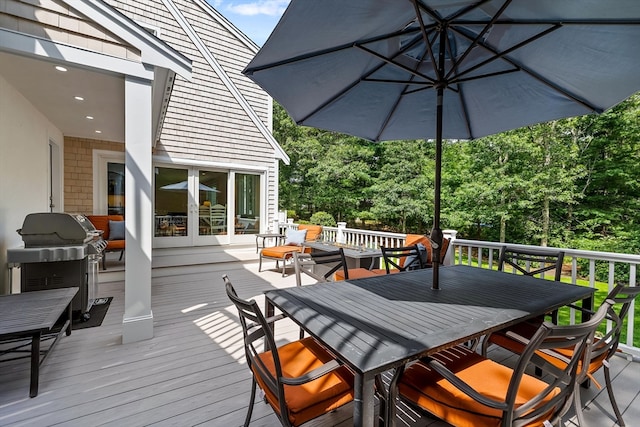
[64, 137, 124, 214]
[105, 0, 280, 228]
[0, 0, 140, 60]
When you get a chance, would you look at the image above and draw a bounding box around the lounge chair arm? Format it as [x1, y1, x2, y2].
[281, 359, 343, 386]
[426, 359, 508, 411]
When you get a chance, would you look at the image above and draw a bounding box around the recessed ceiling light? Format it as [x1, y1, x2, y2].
[95, 130, 102, 134]
[55, 65, 67, 72]
[86, 116, 94, 120]
[74, 96, 84, 101]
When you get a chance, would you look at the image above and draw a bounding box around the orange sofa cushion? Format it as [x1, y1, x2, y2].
[399, 345, 559, 427]
[87, 215, 124, 241]
[253, 337, 354, 426]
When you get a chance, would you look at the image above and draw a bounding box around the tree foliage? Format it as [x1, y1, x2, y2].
[272, 95, 640, 257]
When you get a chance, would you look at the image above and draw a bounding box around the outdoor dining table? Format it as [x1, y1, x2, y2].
[264, 265, 594, 427]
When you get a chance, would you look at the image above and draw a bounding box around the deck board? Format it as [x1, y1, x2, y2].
[0, 246, 639, 426]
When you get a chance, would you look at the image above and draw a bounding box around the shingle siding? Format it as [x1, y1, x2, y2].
[2, 0, 140, 60]
[104, 0, 280, 226]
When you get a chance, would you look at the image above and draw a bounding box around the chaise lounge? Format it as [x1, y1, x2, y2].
[258, 224, 323, 277]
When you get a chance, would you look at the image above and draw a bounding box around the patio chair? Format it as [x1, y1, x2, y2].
[482, 284, 640, 427]
[499, 246, 565, 324]
[391, 299, 612, 427]
[224, 275, 355, 427]
[405, 233, 451, 267]
[499, 245, 565, 280]
[258, 225, 322, 277]
[378, 244, 425, 274]
[293, 249, 348, 287]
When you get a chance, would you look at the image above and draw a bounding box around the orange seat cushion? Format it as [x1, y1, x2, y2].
[399, 345, 559, 427]
[298, 224, 323, 241]
[262, 245, 304, 259]
[370, 268, 401, 275]
[334, 268, 383, 281]
[490, 321, 607, 377]
[405, 234, 450, 265]
[254, 337, 354, 426]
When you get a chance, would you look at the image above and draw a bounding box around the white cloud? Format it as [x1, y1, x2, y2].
[226, 0, 290, 17]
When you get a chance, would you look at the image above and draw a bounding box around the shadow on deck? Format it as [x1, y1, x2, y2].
[0, 245, 638, 426]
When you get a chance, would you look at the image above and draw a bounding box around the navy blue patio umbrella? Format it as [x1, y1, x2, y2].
[243, 0, 640, 289]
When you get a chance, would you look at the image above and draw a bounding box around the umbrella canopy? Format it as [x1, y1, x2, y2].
[160, 181, 219, 192]
[243, 0, 640, 288]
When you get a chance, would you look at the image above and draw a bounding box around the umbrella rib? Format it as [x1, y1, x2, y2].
[244, 27, 422, 75]
[444, 0, 513, 82]
[357, 45, 435, 85]
[450, 24, 601, 112]
[411, 0, 439, 80]
[449, 24, 560, 84]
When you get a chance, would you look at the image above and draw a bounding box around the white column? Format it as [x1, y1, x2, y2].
[122, 76, 154, 343]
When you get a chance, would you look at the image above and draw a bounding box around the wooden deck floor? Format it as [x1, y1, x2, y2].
[1, 245, 639, 426]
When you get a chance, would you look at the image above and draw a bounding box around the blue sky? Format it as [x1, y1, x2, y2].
[206, 0, 289, 46]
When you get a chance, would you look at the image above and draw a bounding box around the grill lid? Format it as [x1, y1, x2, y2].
[18, 213, 102, 247]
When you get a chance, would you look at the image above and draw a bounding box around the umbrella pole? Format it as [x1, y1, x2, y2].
[431, 85, 443, 290]
[431, 27, 446, 291]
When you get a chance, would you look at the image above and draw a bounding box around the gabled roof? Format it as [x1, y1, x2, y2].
[65, 0, 192, 80]
[165, 0, 289, 163]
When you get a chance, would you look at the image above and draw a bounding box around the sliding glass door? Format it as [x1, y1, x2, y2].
[153, 166, 263, 247]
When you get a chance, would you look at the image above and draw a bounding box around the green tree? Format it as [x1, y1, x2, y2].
[369, 140, 433, 233]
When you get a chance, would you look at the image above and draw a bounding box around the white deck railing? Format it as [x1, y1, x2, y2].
[452, 238, 640, 359]
[278, 223, 640, 358]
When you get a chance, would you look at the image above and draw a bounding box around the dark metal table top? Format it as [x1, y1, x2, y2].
[265, 265, 594, 376]
[0, 288, 79, 337]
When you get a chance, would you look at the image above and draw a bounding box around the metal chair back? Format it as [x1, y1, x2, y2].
[293, 249, 348, 287]
[380, 244, 425, 273]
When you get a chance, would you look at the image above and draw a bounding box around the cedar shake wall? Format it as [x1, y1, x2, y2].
[1, 0, 140, 60]
[105, 0, 280, 225]
[64, 137, 123, 214]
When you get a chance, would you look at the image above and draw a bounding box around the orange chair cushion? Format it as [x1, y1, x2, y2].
[370, 268, 401, 275]
[298, 224, 323, 241]
[405, 234, 450, 264]
[334, 268, 383, 281]
[489, 320, 607, 376]
[399, 346, 559, 427]
[254, 337, 354, 426]
[261, 245, 304, 259]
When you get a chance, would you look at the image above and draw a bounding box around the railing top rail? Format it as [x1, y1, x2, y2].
[453, 238, 640, 264]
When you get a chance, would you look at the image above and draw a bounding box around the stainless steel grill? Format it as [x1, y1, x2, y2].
[8, 213, 107, 320]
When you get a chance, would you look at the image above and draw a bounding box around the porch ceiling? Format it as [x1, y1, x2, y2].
[0, 50, 125, 143]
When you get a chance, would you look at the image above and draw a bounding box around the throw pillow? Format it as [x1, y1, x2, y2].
[405, 243, 428, 270]
[109, 220, 125, 240]
[284, 229, 307, 246]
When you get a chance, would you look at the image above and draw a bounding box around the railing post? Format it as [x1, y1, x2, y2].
[442, 229, 457, 266]
[337, 222, 347, 244]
